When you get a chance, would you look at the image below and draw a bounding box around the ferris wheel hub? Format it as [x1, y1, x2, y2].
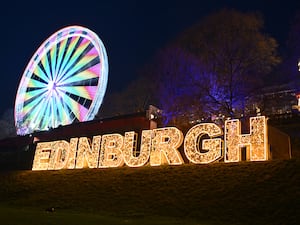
[48, 81, 56, 90]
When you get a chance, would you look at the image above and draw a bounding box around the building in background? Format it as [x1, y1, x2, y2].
[245, 81, 300, 118]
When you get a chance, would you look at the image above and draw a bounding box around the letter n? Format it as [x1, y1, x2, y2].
[75, 136, 101, 169]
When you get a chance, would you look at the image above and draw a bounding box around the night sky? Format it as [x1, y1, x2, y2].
[0, 0, 299, 116]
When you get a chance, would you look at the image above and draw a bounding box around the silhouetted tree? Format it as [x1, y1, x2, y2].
[145, 46, 208, 127]
[97, 75, 156, 119]
[102, 9, 281, 127]
[176, 9, 281, 117]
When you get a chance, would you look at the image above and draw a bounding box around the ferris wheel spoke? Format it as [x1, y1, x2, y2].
[64, 91, 92, 110]
[64, 102, 80, 123]
[53, 92, 73, 125]
[33, 65, 50, 84]
[59, 38, 91, 76]
[61, 55, 100, 84]
[46, 51, 54, 81]
[59, 64, 100, 87]
[31, 73, 48, 85]
[67, 36, 84, 60]
[52, 95, 64, 128]
[37, 101, 52, 130]
[27, 77, 48, 89]
[37, 59, 52, 83]
[58, 42, 94, 83]
[56, 37, 73, 80]
[60, 78, 98, 89]
[62, 44, 98, 79]
[54, 42, 61, 77]
[55, 38, 68, 79]
[51, 91, 68, 126]
[59, 86, 96, 100]
[53, 104, 62, 127]
[57, 36, 81, 79]
[23, 97, 48, 128]
[50, 42, 58, 79]
[63, 93, 86, 121]
[22, 91, 47, 115]
[64, 63, 100, 83]
[37, 115, 47, 131]
[26, 86, 46, 93]
[40, 52, 53, 81]
[24, 88, 47, 104]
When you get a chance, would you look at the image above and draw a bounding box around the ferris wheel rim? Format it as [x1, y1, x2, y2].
[14, 25, 108, 135]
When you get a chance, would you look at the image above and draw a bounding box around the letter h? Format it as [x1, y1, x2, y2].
[224, 116, 269, 162]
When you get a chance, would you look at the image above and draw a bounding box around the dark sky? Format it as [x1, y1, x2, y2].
[0, 0, 300, 116]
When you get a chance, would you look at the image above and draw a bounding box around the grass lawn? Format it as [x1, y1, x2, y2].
[0, 159, 299, 225]
[0, 206, 206, 225]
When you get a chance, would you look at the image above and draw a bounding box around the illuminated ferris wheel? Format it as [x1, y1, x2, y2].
[14, 26, 108, 135]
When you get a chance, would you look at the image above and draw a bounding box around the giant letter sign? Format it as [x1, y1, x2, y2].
[75, 136, 101, 169]
[123, 130, 152, 167]
[150, 127, 184, 166]
[184, 123, 223, 164]
[224, 116, 268, 162]
[31, 116, 269, 170]
[99, 134, 124, 168]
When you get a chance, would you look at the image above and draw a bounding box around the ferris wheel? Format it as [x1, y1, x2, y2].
[14, 26, 108, 135]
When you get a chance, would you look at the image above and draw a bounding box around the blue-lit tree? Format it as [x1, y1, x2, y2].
[103, 9, 281, 128]
[176, 9, 280, 119]
[136, 45, 233, 129]
[149, 46, 207, 127]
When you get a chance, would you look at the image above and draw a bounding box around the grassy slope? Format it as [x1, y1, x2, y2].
[0, 159, 299, 225]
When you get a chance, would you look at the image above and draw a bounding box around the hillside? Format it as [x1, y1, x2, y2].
[0, 159, 299, 225]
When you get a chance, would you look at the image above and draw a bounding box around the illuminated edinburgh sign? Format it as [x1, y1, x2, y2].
[11, 26, 270, 171]
[32, 116, 269, 170]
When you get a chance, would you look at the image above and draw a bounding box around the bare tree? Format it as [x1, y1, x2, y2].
[99, 9, 281, 127]
[177, 9, 281, 117]
[140, 46, 209, 127]
[97, 75, 156, 119]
